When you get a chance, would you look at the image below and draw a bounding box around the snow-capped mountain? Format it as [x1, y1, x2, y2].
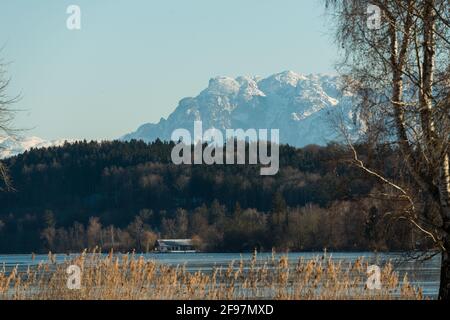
[0, 71, 361, 159]
[0, 136, 70, 159]
[123, 71, 361, 147]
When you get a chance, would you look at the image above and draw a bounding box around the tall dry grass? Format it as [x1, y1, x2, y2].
[0, 250, 423, 300]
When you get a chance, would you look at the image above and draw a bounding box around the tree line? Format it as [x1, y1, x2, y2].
[0, 140, 427, 253]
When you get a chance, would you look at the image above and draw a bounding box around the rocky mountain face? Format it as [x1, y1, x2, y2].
[122, 71, 361, 147]
[1, 71, 363, 159]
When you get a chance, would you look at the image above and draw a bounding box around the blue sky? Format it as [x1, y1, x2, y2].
[0, 0, 337, 140]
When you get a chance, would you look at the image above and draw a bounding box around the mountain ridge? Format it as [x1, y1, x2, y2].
[0, 71, 362, 158]
[122, 71, 361, 147]
[0, 136, 72, 159]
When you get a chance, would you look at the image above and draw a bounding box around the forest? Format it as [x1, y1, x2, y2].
[0, 139, 426, 253]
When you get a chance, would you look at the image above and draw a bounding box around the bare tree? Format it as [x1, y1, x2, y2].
[87, 217, 103, 249]
[326, 0, 450, 300]
[0, 58, 18, 190]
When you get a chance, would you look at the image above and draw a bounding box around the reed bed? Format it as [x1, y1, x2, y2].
[0, 250, 422, 300]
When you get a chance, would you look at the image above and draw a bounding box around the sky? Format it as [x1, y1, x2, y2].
[0, 0, 338, 140]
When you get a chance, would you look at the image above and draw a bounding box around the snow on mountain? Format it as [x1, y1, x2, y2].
[0, 136, 70, 159]
[0, 71, 361, 159]
[122, 71, 361, 147]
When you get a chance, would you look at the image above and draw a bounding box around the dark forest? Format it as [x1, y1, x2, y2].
[0, 140, 426, 253]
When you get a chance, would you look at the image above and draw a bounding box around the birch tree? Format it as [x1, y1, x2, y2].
[326, 0, 450, 300]
[0, 60, 17, 189]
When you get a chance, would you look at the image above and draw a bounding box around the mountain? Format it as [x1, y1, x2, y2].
[122, 71, 362, 147]
[1, 71, 361, 159]
[0, 136, 70, 159]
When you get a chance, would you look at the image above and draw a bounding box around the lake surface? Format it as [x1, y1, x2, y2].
[0, 252, 441, 299]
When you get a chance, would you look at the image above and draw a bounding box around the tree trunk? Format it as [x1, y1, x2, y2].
[439, 239, 450, 300]
[439, 154, 450, 223]
[439, 155, 450, 300]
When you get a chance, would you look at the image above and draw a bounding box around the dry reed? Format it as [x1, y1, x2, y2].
[0, 250, 423, 300]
